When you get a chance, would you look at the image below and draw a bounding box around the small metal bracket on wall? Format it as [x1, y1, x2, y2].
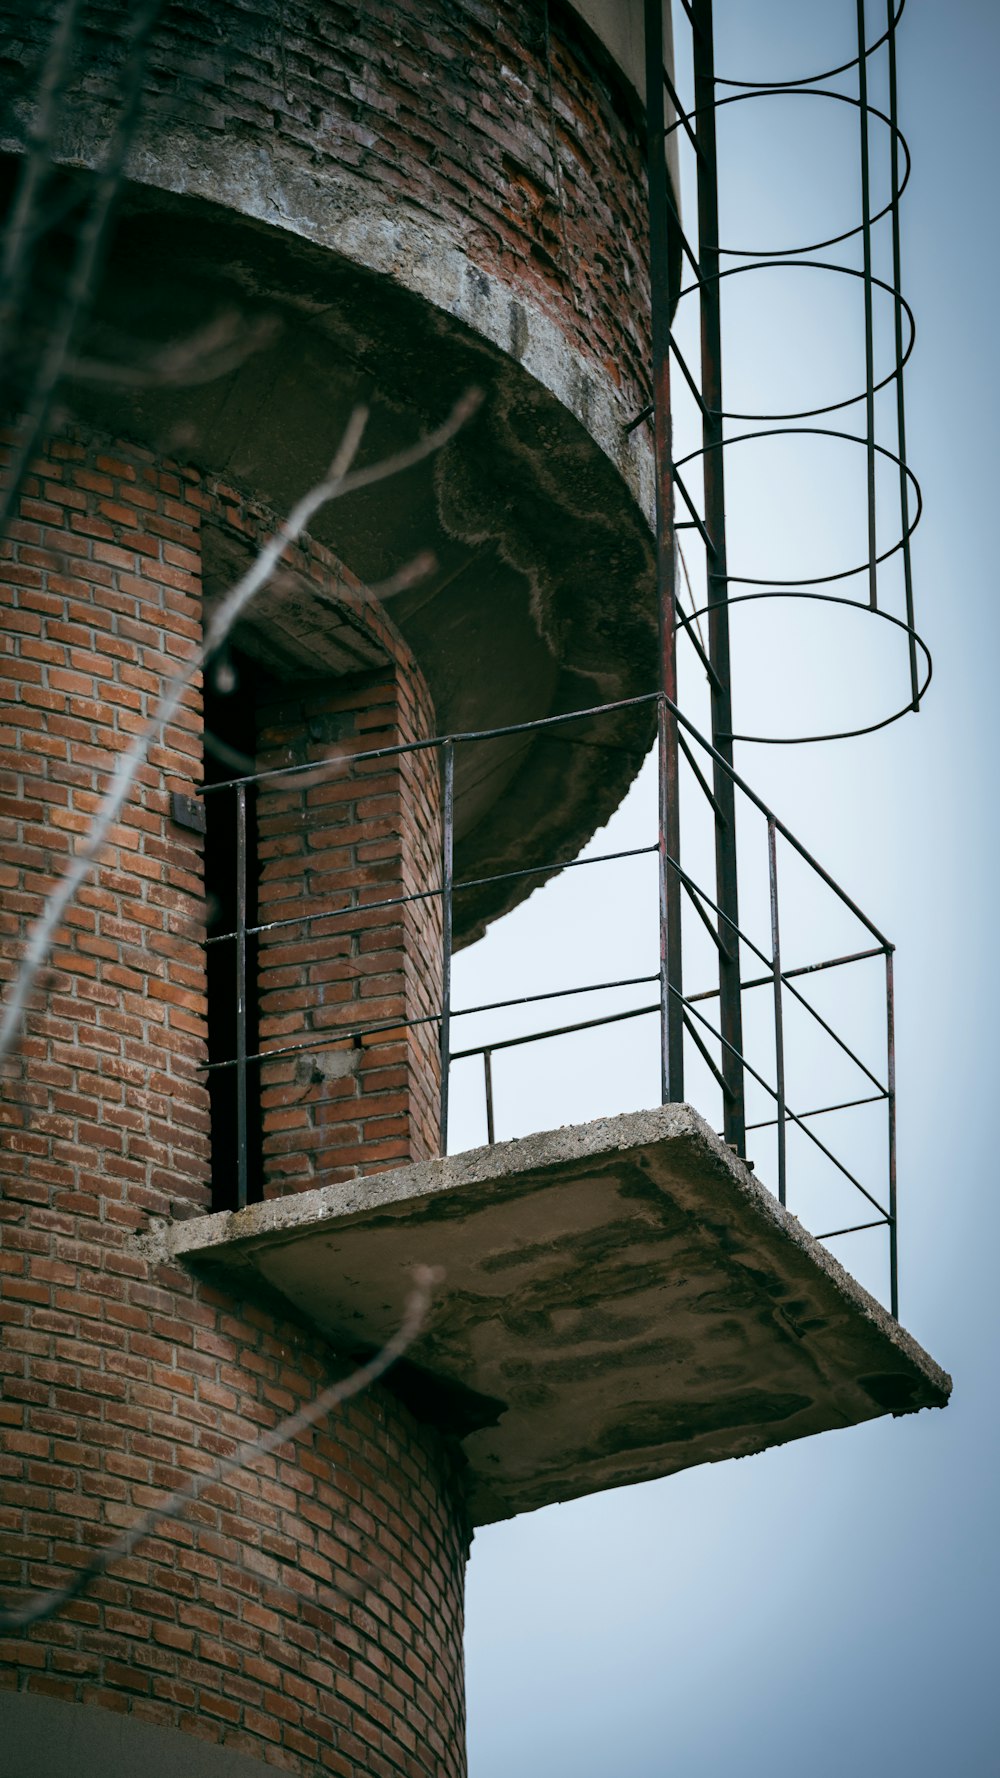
[169, 791, 207, 834]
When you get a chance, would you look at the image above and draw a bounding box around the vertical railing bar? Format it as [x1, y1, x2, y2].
[885, 0, 919, 706]
[886, 946, 898, 1318]
[857, 0, 879, 612]
[440, 741, 455, 1156]
[235, 783, 249, 1212]
[483, 1048, 495, 1146]
[646, 0, 684, 1104]
[690, 0, 745, 1151]
[657, 697, 684, 1100]
[767, 817, 787, 1208]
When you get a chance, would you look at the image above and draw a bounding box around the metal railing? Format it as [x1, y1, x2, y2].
[201, 688, 898, 1316]
[198, 0, 925, 1324]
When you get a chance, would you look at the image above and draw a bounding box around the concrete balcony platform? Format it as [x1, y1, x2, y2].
[143, 1107, 950, 1525]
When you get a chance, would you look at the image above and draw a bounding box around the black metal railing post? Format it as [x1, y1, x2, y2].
[857, 0, 879, 612]
[483, 1048, 495, 1145]
[645, 0, 684, 1105]
[690, 0, 745, 1153]
[440, 741, 455, 1154]
[886, 0, 919, 706]
[767, 817, 787, 1206]
[886, 945, 898, 1317]
[234, 782, 249, 1210]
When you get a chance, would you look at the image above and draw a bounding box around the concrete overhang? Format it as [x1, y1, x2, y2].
[140, 1107, 949, 1526]
[0, 160, 659, 946]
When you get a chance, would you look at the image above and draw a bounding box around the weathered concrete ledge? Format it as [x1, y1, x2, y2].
[139, 1107, 951, 1525]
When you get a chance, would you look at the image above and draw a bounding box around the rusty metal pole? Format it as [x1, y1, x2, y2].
[645, 0, 684, 1105]
[691, 0, 746, 1153]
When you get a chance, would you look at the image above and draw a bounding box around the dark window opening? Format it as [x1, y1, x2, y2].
[203, 648, 264, 1211]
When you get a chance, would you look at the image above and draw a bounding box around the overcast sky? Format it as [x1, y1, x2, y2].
[459, 4, 1000, 1773]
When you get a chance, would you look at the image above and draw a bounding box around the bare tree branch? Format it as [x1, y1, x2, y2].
[64, 311, 280, 389]
[0, 0, 85, 360]
[0, 388, 481, 1063]
[369, 547, 438, 602]
[0, 0, 165, 533]
[0, 1266, 441, 1634]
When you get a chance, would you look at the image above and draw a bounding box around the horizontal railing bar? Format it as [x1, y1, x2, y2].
[202, 1008, 442, 1071]
[206, 883, 441, 945]
[452, 974, 660, 1020]
[208, 847, 659, 946]
[453, 845, 658, 898]
[745, 1090, 886, 1132]
[199, 689, 891, 952]
[201, 685, 892, 953]
[211, 904, 884, 1096]
[201, 692, 661, 794]
[686, 946, 886, 1004]
[450, 1002, 659, 1061]
[206, 985, 666, 1074]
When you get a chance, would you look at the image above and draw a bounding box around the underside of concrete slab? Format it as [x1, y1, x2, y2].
[142, 1107, 950, 1525]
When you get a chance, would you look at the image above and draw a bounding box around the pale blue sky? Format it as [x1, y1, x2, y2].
[461, 4, 1000, 1773]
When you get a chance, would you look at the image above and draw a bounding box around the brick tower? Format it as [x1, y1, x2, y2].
[0, 5, 948, 1776]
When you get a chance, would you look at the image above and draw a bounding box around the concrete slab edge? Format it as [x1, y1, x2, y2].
[136, 1103, 952, 1407]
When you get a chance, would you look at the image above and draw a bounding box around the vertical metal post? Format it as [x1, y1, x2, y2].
[690, 0, 745, 1151]
[645, 0, 684, 1105]
[857, 0, 879, 611]
[886, 0, 919, 705]
[439, 741, 455, 1156]
[766, 818, 786, 1207]
[656, 698, 684, 1102]
[483, 1048, 495, 1145]
[235, 783, 249, 1212]
[885, 946, 898, 1319]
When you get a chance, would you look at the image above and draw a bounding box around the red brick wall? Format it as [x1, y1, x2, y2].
[0, 0, 651, 418]
[0, 425, 210, 1223]
[0, 427, 468, 1772]
[254, 666, 442, 1198]
[197, 471, 444, 1200]
[0, 1228, 470, 1775]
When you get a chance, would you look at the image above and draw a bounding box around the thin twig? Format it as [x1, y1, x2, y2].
[0, 0, 85, 372]
[64, 312, 280, 389]
[0, 1266, 440, 1633]
[0, 0, 165, 534]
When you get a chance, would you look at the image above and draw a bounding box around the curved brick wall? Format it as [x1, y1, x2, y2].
[0, 426, 467, 1773]
[0, 0, 666, 954]
[0, 0, 652, 424]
